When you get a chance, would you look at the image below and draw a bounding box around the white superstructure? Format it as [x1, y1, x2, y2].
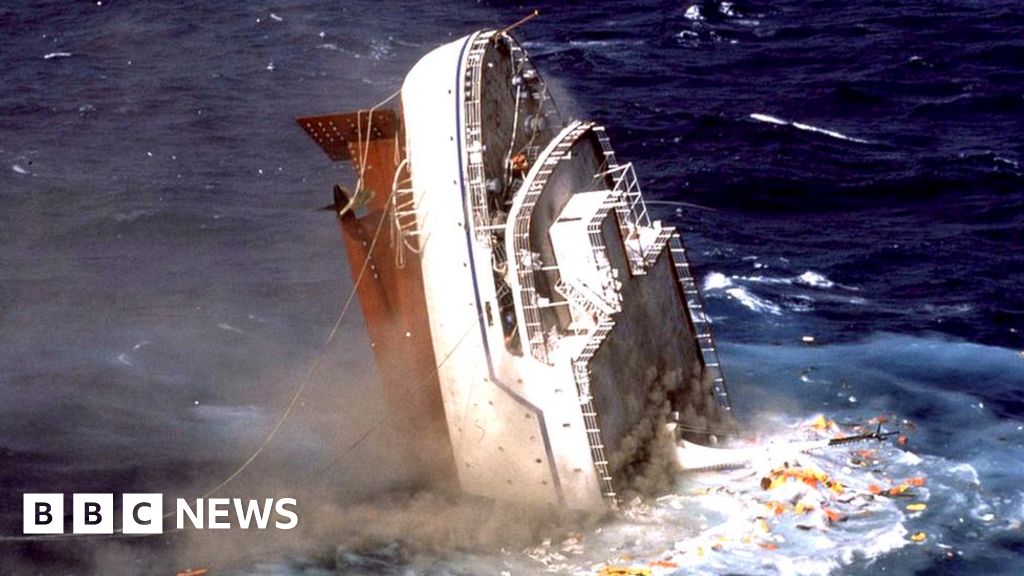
[399, 30, 733, 510]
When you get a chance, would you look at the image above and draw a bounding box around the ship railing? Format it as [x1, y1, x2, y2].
[592, 126, 620, 173]
[572, 317, 618, 506]
[389, 158, 422, 268]
[604, 163, 654, 274]
[554, 279, 615, 324]
[641, 227, 675, 266]
[584, 193, 625, 310]
[463, 32, 495, 242]
[668, 234, 731, 409]
[512, 122, 593, 365]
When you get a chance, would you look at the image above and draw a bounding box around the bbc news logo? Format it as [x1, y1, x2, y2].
[23, 494, 298, 534]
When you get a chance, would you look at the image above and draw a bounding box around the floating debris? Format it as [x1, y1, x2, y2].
[598, 567, 651, 576]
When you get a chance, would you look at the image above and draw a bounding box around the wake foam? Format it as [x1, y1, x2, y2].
[751, 113, 873, 144]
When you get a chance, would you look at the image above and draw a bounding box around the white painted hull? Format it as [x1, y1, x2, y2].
[400, 31, 733, 510]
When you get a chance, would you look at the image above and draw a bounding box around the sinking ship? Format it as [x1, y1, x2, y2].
[298, 22, 733, 511]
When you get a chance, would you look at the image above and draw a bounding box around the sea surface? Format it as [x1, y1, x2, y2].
[1, 1, 1022, 574]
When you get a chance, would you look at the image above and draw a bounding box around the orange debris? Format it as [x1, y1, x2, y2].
[810, 415, 833, 430]
[648, 560, 678, 569]
[910, 531, 927, 542]
[823, 508, 844, 523]
[759, 542, 779, 551]
[868, 484, 883, 495]
[598, 567, 651, 576]
[887, 484, 911, 496]
[897, 435, 909, 446]
[510, 153, 529, 172]
[906, 477, 926, 487]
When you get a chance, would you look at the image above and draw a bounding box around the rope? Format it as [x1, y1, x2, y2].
[189, 91, 400, 504]
[354, 90, 401, 197]
[302, 317, 480, 485]
[644, 199, 719, 212]
[0, 90, 402, 544]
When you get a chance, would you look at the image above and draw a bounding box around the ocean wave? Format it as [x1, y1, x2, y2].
[703, 271, 733, 290]
[794, 270, 835, 289]
[726, 270, 850, 290]
[750, 113, 873, 144]
[736, 274, 794, 285]
[704, 273, 782, 314]
[726, 286, 783, 315]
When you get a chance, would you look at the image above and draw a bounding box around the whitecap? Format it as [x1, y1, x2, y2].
[12, 164, 29, 175]
[792, 121, 873, 144]
[738, 274, 792, 285]
[703, 271, 733, 291]
[269, 12, 283, 22]
[995, 156, 1019, 169]
[751, 113, 873, 144]
[908, 55, 933, 68]
[750, 112, 788, 125]
[795, 270, 835, 289]
[43, 51, 72, 60]
[684, 5, 704, 21]
[218, 323, 245, 334]
[726, 286, 783, 315]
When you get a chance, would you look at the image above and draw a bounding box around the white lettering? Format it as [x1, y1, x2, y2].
[207, 498, 231, 529]
[274, 498, 298, 530]
[176, 498, 203, 529]
[233, 498, 273, 529]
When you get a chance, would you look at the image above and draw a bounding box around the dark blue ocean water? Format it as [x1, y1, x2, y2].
[1, 1, 1022, 574]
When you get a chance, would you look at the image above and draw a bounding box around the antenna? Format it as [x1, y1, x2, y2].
[493, 10, 540, 41]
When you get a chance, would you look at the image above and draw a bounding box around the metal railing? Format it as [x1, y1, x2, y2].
[571, 317, 618, 506]
[603, 163, 653, 275]
[389, 158, 421, 268]
[462, 32, 494, 241]
[511, 122, 592, 364]
[667, 235, 731, 409]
